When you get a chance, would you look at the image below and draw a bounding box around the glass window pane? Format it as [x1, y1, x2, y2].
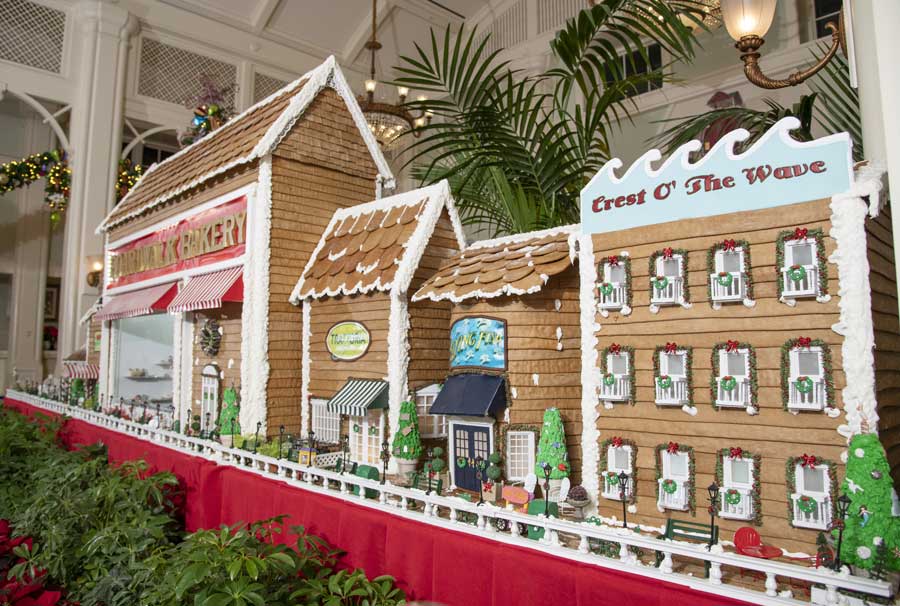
[115, 314, 174, 406]
[663, 258, 681, 276]
[726, 352, 747, 376]
[731, 460, 750, 484]
[613, 448, 630, 470]
[669, 453, 688, 476]
[608, 265, 625, 283]
[610, 354, 627, 374]
[666, 353, 685, 375]
[798, 352, 821, 376]
[792, 243, 814, 266]
[722, 251, 741, 273]
[803, 466, 826, 493]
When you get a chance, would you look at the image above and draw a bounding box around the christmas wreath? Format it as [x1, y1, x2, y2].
[788, 264, 807, 282]
[606, 471, 620, 485]
[725, 489, 742, 505]
[652, 275, 669, 290]
[456, 456, 467, 469]
[720, 375, 737, 391]
[716, 271, 734, 287]
[797, 495, 817, 514]
[662, 479, 678, 494]
[795, 376, 814, 394]
[657, 375, 673, 389]
[603, 373, 616, 386]
[599, 282, 614, 296]
[200, 319, 221, 356]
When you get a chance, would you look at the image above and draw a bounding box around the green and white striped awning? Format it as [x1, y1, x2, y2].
[327, 378, 389, 417]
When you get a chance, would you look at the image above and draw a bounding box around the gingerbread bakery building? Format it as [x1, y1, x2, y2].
[92, 57, 392, 436]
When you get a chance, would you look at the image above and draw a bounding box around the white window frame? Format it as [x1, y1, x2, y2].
[603, 262, 627, 284]
[310, 397, 340, 444]
[607, 351, 630, 377]
[660, 350, 688, 378]
[784, 238, 816, 269]
[415, 384, 447, 438]
[656, 254, 684, 279]
[723, 456, 754, 490]
[200, 364, 219, 431]
[607, 445, 633, 474]
[350, 409, 385, 466]
[718, 348, 749, 379]
[662, 450, 690, 482]
[789, 346, 824, 380]
[795, 463, 829, 498]
[714, 247, 745, 274]
[506, 430, 536, 482]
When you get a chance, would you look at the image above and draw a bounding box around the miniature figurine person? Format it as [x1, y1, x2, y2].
[858, 505, 871, 527]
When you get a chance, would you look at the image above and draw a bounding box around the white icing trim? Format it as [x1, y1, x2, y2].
[578, 233, 601, 508]
[172, 311, 183, 421]
[467, 224, 579, 250]
[300, 301, 311, 435]
[240, 159, 270, 434]
[386, 292, 410, 473]
[830, 166, 885, 438]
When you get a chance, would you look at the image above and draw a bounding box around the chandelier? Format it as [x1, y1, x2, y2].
[358, 0, 425, 149]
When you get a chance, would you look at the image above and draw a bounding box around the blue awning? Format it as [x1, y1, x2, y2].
[429, 374, 506, 417]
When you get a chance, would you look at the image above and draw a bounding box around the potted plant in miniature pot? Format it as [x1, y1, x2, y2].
[566, 485, 591, 520]
[534, 408, 570, 499]
[429, 447, 448, 487]
[483, 451, 503, 502]
[392, 397, 422, 475]
[217, 387, 241, 447]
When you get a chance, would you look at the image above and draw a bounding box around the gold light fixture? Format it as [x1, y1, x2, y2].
[86, 259, 103, 288]
[721, 0, 846, 89]
[358, 0, 423, 149]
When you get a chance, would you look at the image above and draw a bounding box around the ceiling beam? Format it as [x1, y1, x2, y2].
[250, 0, 281, 34]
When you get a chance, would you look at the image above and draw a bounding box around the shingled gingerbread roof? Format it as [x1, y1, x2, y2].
[99, 57, 392, 232]
[290, 180, 465, 301]
[411, 226, 579, 303]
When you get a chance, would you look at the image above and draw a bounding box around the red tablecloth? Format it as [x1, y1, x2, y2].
[4, 397, 752, 606]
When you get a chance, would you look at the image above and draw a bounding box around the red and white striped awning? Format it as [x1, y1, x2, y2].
[95, 282, 178, 321]
[168, 266, 244, 314]
[63, 361, 99, 379]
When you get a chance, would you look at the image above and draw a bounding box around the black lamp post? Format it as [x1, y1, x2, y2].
[834, 493, 852, 571]
[253, 421, 262, 454]
[475, 456, 485, 506]
[707, 482, 720, 550]
[306, 430, 317, 467]
[380, 440, 390, 484]
[155, 402, 161, 426]
[425, 447, 434, 495]
[542, 463, 552, 517]
[618, 471, 630, 529]
[278, 425, 285, 459]
[340, 434, 350, 474]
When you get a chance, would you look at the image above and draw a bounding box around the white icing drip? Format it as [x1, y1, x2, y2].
[532, 373, 540, 386]
[300, 301, 311, 434]
[578, 233, 601, 508]
[386, 293, 410, 473]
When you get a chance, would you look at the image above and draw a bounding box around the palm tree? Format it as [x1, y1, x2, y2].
[394, 0, 709, 237]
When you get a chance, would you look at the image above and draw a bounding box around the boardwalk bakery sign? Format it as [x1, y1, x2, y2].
[580, 117, 853, 235]
[326, 321, 371, 361]
[450, 317, 506, 370]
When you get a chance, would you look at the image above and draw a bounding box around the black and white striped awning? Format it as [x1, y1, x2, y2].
[327, 378, 389, 417]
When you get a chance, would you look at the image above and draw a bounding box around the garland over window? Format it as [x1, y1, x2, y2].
[648, 247, 691, 305]
[780, 336, 835, 411]
[654, 442, 696, 515]
[710, 340, 758, 411]
[705, 238, 755, 307]
[599, 436, 637, 505]
[652, 343, 693, 408]
[599, 343, 635, 406]
[715, 447, 762, 526]
[785, 454, 838, 528]
[775, 227, 829, 301]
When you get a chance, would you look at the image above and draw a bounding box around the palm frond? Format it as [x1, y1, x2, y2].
[808, 45, 862, 160]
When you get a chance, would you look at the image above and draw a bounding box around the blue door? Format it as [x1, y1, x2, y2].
[453, 424, 490, 492]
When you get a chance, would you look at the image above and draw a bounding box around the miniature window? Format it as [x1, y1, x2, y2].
[722, 350, 748, 377]
[662, 352, 686, 376]
[415, 385, 447, 438]
[724, 457, 753, 488]
[200, 365, 219, 431]
[793, 349, 823, 377]
[786, 240, 815, 267]
[604, 263, 626, 284]
[663, 451, 689, 480]
[715, 249, 744, 274]
[658, 256, 683, 278]
[608, 445, 633, 473]
[506, 431, 535, 482]
[311, 398, 340, 443]
[797, 464, 827, 495]
[608, 353, 629, 375]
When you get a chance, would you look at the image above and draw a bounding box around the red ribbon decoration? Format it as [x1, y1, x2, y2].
[725, 340, 740, 352]
[667, 442, 679, 454]
[483, 481, 494, 491]
[801, 454, 817, 468]
[609, 343, 621, 355]
[664, 342, 678, 354]
[607, 255, 619, 266]
[729, 447, 743, 459]
[662, 247, 674, 259]
[722, 239, 737, 252]
[611, 436, 623, 448]
[796, 336, 812, 348]
[791, 227, 809, 240]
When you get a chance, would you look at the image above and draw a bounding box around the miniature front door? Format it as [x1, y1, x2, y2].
[453, 424, 490, 492]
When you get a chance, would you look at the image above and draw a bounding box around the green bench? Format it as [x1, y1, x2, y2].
[525, 499, 559, 540]
[348, 464, 380, 499]
[655, 518, 719, 577]
[407, 471, 443, 495]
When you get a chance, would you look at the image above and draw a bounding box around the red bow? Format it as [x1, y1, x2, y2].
[611, 437, 623, 448]
[607, 255, 619, 266]
[725, 340, 740, 352]
[722, 239, 737, 252]
[791, 227, 809, 240]
[483, 481, 494, 491]
[666, 442, 679, 454]
[609, 343, 621, 355]
[662, 247, 674, 259]
[729, 447, 743, 459]
[664, 342, 678, 354]
[801, 454, 817, 468]
[796, 336, 812, 348]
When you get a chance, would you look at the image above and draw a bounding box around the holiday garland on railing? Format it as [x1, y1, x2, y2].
[785, 454, 838, 528]
[654, 442, 696, 515]
[599, 343, 635, 405]
[775, 227, 829, 300]
[598, 436, 637, 505]
[652, 342, 693, 407]
[648, 247, 691, 304]
[780, 336, 835, 411]
[715, 446, 763, 526]
[710, 340, 758, 411]
[705, 238, 755, 302]
[597, 254, 632, 311]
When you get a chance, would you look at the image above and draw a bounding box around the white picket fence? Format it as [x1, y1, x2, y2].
[5, 390, 893, 606]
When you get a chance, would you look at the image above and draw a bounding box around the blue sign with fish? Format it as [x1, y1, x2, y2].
[450, 317, 506, 370]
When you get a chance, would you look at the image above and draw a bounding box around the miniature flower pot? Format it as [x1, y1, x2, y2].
[395, 457, 418, 477]
[566, 497, 591, 520]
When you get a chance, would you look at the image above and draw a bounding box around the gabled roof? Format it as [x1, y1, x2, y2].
[290, 180, 465, 302]
[411, 225, 579, 303]
[99, 56, 393, 233]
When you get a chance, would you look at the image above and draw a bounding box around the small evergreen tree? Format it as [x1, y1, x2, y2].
[217, 387, 241, 435]
[534, 408, 570, 480]
[392, 398, 422, 460]
[835, 433, 900, 571]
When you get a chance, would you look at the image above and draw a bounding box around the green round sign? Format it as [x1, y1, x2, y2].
[326, 321, 371, 361]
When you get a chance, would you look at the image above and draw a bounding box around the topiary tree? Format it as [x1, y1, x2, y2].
[217, 387, 241, 435]
[487, 451, 503, 482]
[429, 447, 446, 475]
[535, 408, 570, 479]
[392, 398, 422, 460]
[835, 433, 900, 571]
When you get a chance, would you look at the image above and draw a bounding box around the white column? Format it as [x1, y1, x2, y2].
[851, 0, 900, 308]
[56, 1, 139, 368]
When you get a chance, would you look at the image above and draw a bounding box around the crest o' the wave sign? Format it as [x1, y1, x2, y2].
[580, 117, 853, 235]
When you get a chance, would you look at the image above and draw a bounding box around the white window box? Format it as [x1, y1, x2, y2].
[715, 348, 752, 409]
[600, 351, 630, 405]
[720, 487, 755, 520]
[791, 493, 833, 530]
[720, 454, 756, 520]
[791, 462, 832, 530]
[655, 349, 689, 406]
[787, 347, 827, 411]
[602, 445, 633, 501]
[650, 253, 690, 311]
[658, 450, 690, 511]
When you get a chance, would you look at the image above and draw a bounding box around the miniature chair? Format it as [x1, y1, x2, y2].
[523, 472, 537, 498]
[557, 477, 571, 503]
[734, 527, 783, 559]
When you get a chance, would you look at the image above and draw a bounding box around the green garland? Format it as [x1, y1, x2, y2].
[785, 455, 838, 528]
[599, 344, 635, 405]
[596, 255, 632, 311]
[705, 239, 755, 303]
[652, 344, 693, 407]
[648, 248, 691, 304]
[599, 437, 637, 505]
[654, 443, 696, 515]
[116, 158, 144, 203]
[779, 337, 835, 411]
[775, 228, 829, 299]
[709, 341, 758, 410]
[715, 447, 763, 526]
[0, 149, 70, 224]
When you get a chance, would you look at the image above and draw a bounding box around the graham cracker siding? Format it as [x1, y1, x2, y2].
[88, 318, 102, 366]
[591, 198, 845, 554]
[190, 303, 242, 420]
[449, 266, 583, 484]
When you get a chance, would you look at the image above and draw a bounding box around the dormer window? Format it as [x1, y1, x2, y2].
[649, 248, 690, 312]
[597, 255, 631, 316]
[708, 240, 755, 309]
[778, 228, 830, 304]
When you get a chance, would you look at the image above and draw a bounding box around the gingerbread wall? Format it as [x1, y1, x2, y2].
[190, 302, 243, 419]
[265, 87, 380, 434]
[448, 266, 583, 484]
[591, 198, 846, 553]
[87, 317, 102, 366]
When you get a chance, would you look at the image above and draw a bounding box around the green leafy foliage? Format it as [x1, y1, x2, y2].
[218, 387, 241, 436]
[392, 399, 422, 460]
[534, 408, 569, 479]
